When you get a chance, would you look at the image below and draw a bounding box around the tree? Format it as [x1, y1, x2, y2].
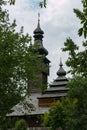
[43, 98, 78, 130]
[62, 0, 87, 77]
[44, 0, 87, 130]
[62, 0, 87, 127]
[0, 0, 45, 117]
[0, 1, 28, 116]
[66, 76, 87, 130]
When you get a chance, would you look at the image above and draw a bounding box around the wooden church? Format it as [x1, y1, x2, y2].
[7, 15, 68, 129]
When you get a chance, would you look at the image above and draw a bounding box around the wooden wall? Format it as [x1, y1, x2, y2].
[38, 98, 55, 106]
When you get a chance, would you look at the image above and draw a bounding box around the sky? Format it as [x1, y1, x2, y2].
[7, 0, 83, 83]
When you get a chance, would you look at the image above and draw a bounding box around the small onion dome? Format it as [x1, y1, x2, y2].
[57, 59, 66, 76]
[34, 23, 44, 34]
[33, 18, 44, 34]
[33, 16, 44, 42]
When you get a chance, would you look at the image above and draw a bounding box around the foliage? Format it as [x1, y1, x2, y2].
[0, 116, 16, 130]
[44, 77, 87, 130]
[66, 76, 87, 130]
[62, 0, 87, 129]
[62, 0, 87, 77]
[0, 1, 28, 116]
[8, 0, 47, 8]
[73, 0, 87, 38]
[0, 3, 29, 116]
[43, 98, 78, 130]
[44, 0, 87, 130]
[0, 0, 48, 129]
[62, 38, 79, 75]
[40, 0, 47, 8]
[15, 119, 27, 130]
[0, 0, 47, 118]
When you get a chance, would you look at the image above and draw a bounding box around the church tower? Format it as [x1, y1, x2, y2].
[29, 14, 50, 93]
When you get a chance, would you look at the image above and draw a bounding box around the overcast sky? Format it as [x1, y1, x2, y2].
[7, 0, 83, 83]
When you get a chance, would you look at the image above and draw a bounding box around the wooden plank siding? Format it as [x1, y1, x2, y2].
[38, 98, 55, 106]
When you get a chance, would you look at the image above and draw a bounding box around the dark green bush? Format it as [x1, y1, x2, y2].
[15, 119, 27, 130]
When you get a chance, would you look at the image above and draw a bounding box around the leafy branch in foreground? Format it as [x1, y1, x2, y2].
[74, 0, 87, 38]
[8, 0, 47, 8]
[0, 0, 46, 117]
[44, 1, 87, 130]
[62, 0, 87, 77]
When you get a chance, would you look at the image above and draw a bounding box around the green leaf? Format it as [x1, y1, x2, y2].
[78, 28, 83, 36]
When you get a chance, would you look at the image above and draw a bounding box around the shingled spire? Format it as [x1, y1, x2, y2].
[38, 58, 68, 106]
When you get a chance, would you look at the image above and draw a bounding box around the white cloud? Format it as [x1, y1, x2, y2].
[7, 0, 83, 83]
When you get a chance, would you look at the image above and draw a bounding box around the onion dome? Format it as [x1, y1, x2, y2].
[57, 58, 66, 76]
[33, 13, 44, 41]
[33, 13, 48, 56]
[34, 21, 44, 34]
[33, 21, 44, 41]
